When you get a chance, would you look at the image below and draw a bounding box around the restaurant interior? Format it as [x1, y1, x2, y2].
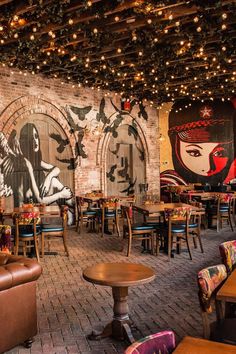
[0, 0, 236, 353]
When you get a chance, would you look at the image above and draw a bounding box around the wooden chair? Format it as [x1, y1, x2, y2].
[188, 201, 204, 253]
[159, 207, 192, 261]
[14, 211, 41, 262]
[198, 264, 236, 343]
[99, 198, 120, 238]
[76, 196, 97, 234]
[219, 240, 236, 274]
[209, 194, 233, 232]
[124, 330, 176, 353]
[122, 205, 154, 257]
[41, 205, 69, 257]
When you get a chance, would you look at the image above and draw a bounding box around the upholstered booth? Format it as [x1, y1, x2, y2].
[0, 253, 42, 353]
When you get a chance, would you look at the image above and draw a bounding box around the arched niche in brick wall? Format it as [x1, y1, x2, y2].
[96, 113, 149, 195]
[0, 95, 75, 213]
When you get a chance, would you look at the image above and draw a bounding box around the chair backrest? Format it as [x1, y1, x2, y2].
[124, 330, 176, 354]
[16, 211, 40, 225]
[101, 198, 119, 210]
[197, 264, 227, 338]
[219, 240, 236, 274]
[198, 264, 227, 313]
[76, 196, 93, 215]
[164, 207, 190, 222]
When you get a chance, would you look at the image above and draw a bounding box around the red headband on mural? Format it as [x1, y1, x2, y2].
[168, 118, 229, 136]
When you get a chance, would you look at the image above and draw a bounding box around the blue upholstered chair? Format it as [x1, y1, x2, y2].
[161, 207, 192, 261]
[209, 194, 234, 232]
[122, 205, 155, 257]
[76, 196, 97, 234]
[41, 205, 69, 257]
[14, 211, 41, 262]
[99, 198, 120, 238]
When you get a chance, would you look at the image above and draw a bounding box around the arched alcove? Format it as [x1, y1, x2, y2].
[97, 113, 149, 199]
[0, 95, 75, 212]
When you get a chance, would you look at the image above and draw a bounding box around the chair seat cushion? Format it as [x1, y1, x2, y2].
[19, 229, 41, 237]
[41, 226, 63, 232]
[132, 223, 155, 231]
[179, 223, 198, 228]
[105, 212, 116, 217]
[171, 226, 186, 233]
[83, 210, 97, 216]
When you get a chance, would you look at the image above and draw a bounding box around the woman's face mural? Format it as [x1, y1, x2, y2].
[179, 141, 231, 177]
[161, 99, 236, 186]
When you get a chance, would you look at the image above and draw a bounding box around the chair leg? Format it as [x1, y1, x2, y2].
[127, 234, 132, 257]
[41, 233, 45, 258]
[115, 216, 120, 237]
[197, 232, 204, 253]
[185, 235, 192, 260]
[62, 231, 69, 256]
[34, 236, 40, 262]
[229, 214, 234, 232]
[168, 234, 172, 261]
[151, 231, 154, 255]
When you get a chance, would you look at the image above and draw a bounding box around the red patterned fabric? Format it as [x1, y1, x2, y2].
[125, 330, 176, 354]
[219, 240, 236, 273]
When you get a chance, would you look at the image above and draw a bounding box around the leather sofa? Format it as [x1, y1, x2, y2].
[0, 253, 42, 353]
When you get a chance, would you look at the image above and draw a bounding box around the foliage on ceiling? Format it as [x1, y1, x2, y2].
[0, 0, 235, 105]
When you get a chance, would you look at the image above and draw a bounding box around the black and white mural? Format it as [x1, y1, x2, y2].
[0, 115, 74, 223]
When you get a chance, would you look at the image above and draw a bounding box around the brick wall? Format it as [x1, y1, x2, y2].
[0, 66, 160, 201]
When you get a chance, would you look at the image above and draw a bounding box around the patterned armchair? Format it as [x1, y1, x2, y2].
[124, 330, 176, 354]
[219, 240, 236, 274]
[197, 264, 236, 342]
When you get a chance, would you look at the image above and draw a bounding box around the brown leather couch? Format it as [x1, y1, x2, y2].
[0, 253, 42, 353]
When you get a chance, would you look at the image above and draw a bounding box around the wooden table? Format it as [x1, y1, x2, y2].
[181, 191, 235, 201]
[216, 268, 236, 319]
[173, 336, 236, 353]
[83, 262, 155, 342]
[133, 202, 201, 216]
[3, 205, 60, 217]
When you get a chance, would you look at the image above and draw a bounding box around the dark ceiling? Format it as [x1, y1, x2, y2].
[0, 0, 235, 105]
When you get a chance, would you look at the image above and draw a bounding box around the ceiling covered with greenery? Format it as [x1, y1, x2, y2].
[0, 0, 235, 105]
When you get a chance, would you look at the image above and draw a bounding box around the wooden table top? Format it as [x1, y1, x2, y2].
[83, 262, 155, 287]
[3, 205, 60, 217]
[134, 203, 200, 215]
[173, 336, 236, 354]
[217, 268, 236, 302]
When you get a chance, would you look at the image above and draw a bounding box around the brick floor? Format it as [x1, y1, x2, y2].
[7, 224, 236, 354]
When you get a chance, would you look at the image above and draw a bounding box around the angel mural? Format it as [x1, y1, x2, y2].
[0, 123, 73, 223]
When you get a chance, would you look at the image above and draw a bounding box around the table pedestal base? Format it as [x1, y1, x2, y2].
[88, 286, 135, 343]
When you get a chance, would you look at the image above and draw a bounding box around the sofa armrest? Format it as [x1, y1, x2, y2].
[0, 254, 42, 291]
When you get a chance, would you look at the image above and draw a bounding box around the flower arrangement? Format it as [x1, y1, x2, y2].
[0, 225, 12, 254]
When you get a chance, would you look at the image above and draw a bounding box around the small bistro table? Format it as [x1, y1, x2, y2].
[173, 336, 236, 354]
[216, 268, 236, 319]
[83, 262, 155, 343]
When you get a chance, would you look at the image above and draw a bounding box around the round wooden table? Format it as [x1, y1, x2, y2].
[83, 262, 155, 342]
